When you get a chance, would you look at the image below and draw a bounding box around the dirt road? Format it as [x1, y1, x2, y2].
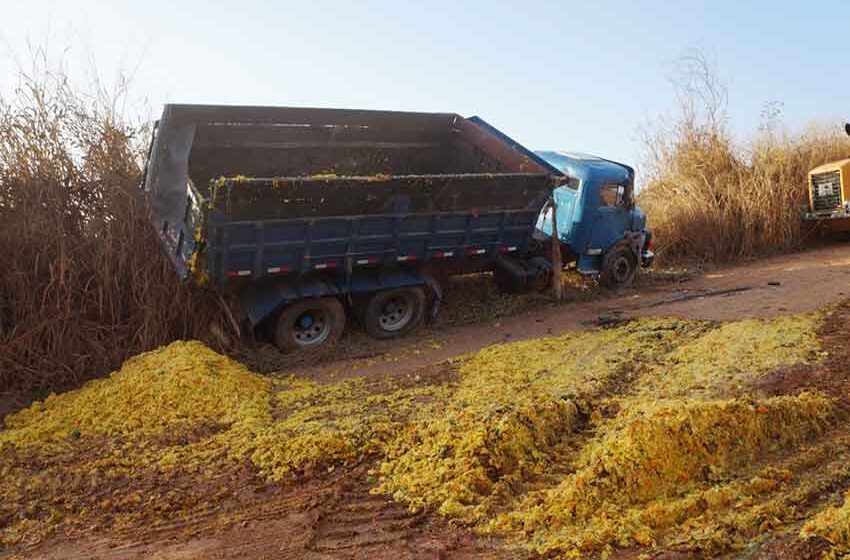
[292, 242, 850, 382]
[6, 243, 850, 560]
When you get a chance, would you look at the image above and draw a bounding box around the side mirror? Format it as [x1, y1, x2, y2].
[845, 123, 850, 137]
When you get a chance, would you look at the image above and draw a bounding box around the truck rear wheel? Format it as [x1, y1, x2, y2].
[362, 287, 426, 339]
[275, 297, 345, 351]
[600, 246, 637, 288]
[493, 257, 530, 294]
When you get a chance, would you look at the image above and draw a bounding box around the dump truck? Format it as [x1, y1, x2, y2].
[802, 123, 850, 232]
[143, 105, 653, 350]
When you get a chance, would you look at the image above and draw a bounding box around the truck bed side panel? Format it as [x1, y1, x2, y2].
[143, 105, 563, 293]
[209, 206, 542, 284]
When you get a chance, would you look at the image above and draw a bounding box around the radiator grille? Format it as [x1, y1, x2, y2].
[811, 171, 842, 211]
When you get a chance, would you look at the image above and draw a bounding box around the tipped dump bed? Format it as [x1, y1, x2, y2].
[143, 105, 564, 285]
[144, 105, 561, 224]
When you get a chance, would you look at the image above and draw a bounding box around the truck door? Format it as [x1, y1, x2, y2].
[588, 182, 630, 253]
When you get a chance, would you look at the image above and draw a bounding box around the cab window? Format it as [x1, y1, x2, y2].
[600, 183, 626, 206]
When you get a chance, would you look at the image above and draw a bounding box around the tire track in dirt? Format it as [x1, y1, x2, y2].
[11, 463, 525, 560]
[283, 242, 850, 385]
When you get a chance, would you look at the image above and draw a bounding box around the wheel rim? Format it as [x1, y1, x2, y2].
[612, 255, 632, 283]
[292, 308, 332, 346]
[378, 294, 415, 332]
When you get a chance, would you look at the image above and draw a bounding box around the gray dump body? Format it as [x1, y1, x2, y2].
[144, 105, 560, 221]
[143, 105, 563, 300]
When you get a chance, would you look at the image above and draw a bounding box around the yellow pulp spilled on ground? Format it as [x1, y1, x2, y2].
[803, 491, 850, 556]
[636, 315, 825, 399]
[373, 311, 845, 557]
[374, 318, 710, 520]
[1, 341, 271, 448]
[498, 393, 833, 555]
[0, 341, 446, 546]
[250, 376, 448, 481]
[2, 310, 846, 558]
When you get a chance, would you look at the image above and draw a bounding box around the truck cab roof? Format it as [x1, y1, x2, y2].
[535, 150, 632, 184]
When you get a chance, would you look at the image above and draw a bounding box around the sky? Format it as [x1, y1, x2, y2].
[1, 0, 849, 183]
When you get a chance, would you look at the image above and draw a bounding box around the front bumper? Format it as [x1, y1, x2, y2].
[803, 208, 850, 221]
[641, 250, 655, 268]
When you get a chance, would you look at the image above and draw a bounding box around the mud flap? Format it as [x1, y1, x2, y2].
[423, 275, 443, 320]
[528, 256, 553, 291]
[242, 277, 342, 326]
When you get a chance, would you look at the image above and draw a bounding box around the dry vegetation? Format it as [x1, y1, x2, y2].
[639, 53, 850, 264]
[0, 59, 219, 391]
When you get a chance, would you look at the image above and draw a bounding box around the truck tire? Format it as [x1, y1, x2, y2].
[274, 297, 345, 352]
[493, 257, 530, 294]
[599, 246, 637, 288]
[362, 287, 426, 339]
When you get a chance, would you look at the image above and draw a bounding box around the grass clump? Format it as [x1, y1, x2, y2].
[0, 55, 221, 391]
[639, 53, 850, 265]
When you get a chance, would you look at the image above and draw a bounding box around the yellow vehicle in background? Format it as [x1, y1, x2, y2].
[803, 124, 850, 233]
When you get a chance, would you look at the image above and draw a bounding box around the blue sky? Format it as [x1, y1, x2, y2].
[1, 0, 848, 182]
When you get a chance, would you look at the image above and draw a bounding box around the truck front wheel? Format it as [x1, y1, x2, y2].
[275, 297, 346, 351]
[362, 287, 426, 339]
[600, 246, 638, 288]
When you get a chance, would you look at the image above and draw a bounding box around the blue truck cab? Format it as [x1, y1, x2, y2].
[534, 151, 653, 284]
[143, 105, 653, 352]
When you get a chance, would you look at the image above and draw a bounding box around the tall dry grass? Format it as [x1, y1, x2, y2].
[639, 54, 850, 265]
[0, 61, 220, 391]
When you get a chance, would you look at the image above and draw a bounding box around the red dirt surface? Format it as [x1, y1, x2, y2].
[288, 242, 850, 384]
[5, 242, 850, 560]
[7, 463, 527, 560]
